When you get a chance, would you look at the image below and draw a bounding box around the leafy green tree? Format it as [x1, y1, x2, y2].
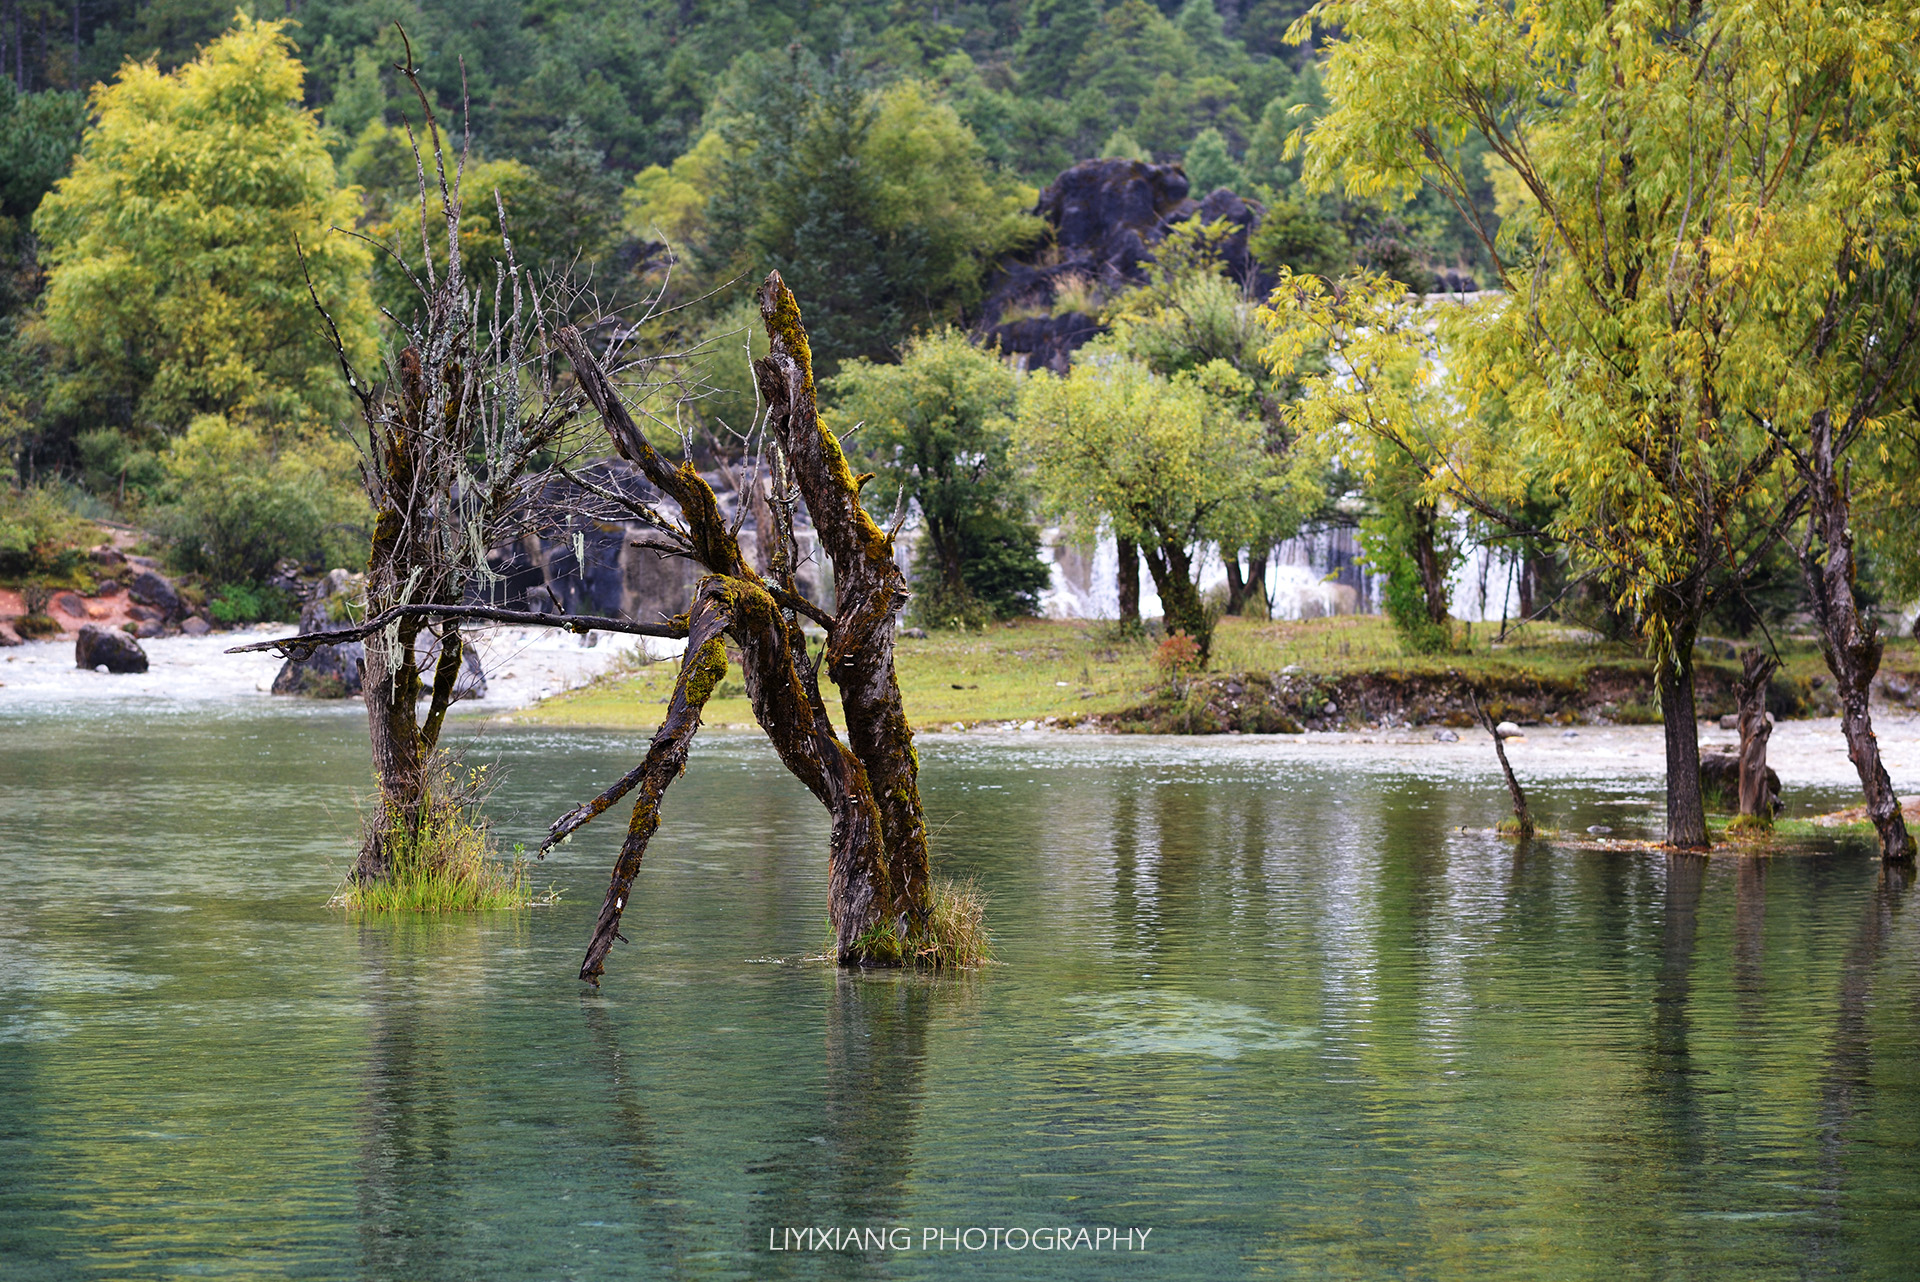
[1015, 0, 1103, 90]
[33, 16, 377, 435]
[667, 53, 1036, 370]
[1292, 0, 1917, 847]
[1016, 349, 1277, 660]
[1181, 127, 1245, 196]
[1260, 270, 1463, 652]
[828, 328, 1046, 625]
[1104, 220, 1333, 614]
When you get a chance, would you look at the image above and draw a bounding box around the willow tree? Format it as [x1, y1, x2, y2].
[1260, 270, 1465, 653]
[1289, 0, 1917, 848]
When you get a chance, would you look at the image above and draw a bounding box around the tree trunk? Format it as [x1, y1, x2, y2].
[551, 272, 936, 982]
[1116, 536, 1140, 626]
[1473, 693, 1532, 837]
[1658, 643, 1710, 850]
[1141, 537, 1211, 663]
[1410, 500, 1450, 629]
[1735, 648, 1778, 820]
[1799, 409, 1915, 863]
[1224, 551, 1248, 616]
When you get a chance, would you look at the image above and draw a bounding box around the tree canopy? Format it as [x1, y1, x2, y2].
[33, 16, 375, 435]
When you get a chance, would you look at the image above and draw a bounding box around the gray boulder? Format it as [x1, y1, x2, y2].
[76, 624, 148, 673]
[129, 570, 181, 620]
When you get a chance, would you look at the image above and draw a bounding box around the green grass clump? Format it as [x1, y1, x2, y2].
[840, 875, 993, 969]
[333, 766, 558, 913]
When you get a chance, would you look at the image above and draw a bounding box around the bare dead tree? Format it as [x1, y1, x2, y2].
[542, 273, 933, 983]
[1471, 692, 1533, 839]
[241, 271, 941, 984]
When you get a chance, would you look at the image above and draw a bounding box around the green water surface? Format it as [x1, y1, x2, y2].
[1, 706, 1916, 1279]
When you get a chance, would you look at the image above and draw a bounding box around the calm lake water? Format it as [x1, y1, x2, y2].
[2, 704, 1917, 1279]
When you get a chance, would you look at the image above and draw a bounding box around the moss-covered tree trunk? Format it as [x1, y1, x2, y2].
[1141, 535, 1212, 662]
[552, 273, 934, 984]
[354, 350, 466, 881]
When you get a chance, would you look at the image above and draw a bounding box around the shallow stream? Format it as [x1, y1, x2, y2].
[2, 706, 1916, 1278]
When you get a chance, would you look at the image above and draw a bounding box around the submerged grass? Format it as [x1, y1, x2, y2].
[332, 764, 560, 913]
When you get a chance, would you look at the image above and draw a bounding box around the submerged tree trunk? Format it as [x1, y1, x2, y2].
[1116, 536, 1140, 627]
[1472, 693, 1532, 837]
[1799, 409, 1915, 863]
[1658, 638, 1710, 850]
[550, 273, 935, 983]
[1735, 649, 1779, 821]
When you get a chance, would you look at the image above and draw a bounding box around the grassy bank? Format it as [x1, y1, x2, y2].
[511, 615, 1920, 734]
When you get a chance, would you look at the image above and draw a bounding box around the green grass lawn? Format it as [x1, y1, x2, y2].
[508, 614, 1914, 733]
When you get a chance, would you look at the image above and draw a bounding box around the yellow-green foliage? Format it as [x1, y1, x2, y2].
[1291, 0, 1920, 671]
[157, 414, 367, 584]
[622, 129, 731, 248]
[33, 16, 376, 432]
[335, 768, 555, 914]
[1015, 346, 1277, 552]
[0, 484, 95, 578]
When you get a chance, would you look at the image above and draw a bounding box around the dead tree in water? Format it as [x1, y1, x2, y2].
[544, 274, 932, 983]
[299, 43, 596, 881]
[1471, 693, 1533, 838]
[241, 273, 937, 984]
[1733, 649, 1779, 824]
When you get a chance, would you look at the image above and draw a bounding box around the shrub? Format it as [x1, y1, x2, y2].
[156, 415, 366, 584]
[1153, 631, 1203, 675]
[0, 483, 94, 577]
[207, 582, 297, 625]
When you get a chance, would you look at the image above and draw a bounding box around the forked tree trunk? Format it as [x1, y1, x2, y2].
[1141, 537, 1211, 662]
[1735, 648, 1778, 820]
[1800, 409, 1915, 863]
[550, 273, 934, 984]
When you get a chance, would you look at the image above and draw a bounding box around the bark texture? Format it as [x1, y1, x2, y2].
[1116, 536, 1140, 626]
[1658, 641, 1710, 849]
[1799, 409, 1915, 863]
[1734, 649, 1779, 820]
[1473, 694, 1533, 838]
[551, 272, 935, 983]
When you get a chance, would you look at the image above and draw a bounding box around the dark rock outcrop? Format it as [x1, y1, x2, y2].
[76, 623, 148, 673]
[977, 160, 1273, 372]
[129, 569, 181, 621]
